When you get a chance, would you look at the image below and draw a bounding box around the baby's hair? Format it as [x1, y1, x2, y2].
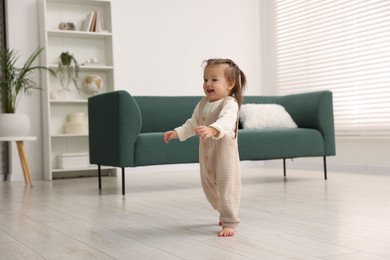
[203, 58, 247, 107]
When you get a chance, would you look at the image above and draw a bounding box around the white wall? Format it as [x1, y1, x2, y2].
[112, 0, 261, 96]
[5, 0, 44, 181]
[5, 0, 261, 180]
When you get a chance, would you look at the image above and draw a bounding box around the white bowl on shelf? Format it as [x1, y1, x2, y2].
[64, 122, 88, 134]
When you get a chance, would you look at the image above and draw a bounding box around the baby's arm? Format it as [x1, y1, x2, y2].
[208, 99, 238, 139]
[165, 103, 201, 143]
[194, 126, 219, 140]
[164, 130, 178, 143]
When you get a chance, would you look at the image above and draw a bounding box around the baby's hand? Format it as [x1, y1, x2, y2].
[164, 130, 178, 143]
[194, 126, 218, 140]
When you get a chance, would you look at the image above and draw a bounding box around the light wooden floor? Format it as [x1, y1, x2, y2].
[1, 165, 390, 260]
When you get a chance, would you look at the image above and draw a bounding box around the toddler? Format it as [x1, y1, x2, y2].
[164, 58, 247, 237]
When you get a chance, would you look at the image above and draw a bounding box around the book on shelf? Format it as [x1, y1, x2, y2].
[95, 11, 102, 32]
[89, 11, 97, 32]
[82, 11, 94, 31]
[82, 12, 93, 31]
[82, 11, 102, 32]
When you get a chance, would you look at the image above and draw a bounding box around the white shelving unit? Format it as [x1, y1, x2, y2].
[38, 0, 115, 180]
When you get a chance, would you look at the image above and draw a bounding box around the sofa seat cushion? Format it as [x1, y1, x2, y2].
[134, 133, 199, 166]
[238, 128, 325, 160]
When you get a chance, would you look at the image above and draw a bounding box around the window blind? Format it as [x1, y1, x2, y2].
[273, 0, 390, 137]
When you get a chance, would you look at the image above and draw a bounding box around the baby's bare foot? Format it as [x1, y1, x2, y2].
[218, 226, 235, 237]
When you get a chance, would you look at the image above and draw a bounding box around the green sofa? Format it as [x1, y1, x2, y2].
[88, 90, 335, 194]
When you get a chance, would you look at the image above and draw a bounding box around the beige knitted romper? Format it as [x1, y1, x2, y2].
[198, 96, 241, 228]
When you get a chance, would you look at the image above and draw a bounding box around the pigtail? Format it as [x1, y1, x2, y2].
[234, 68, 247, 108]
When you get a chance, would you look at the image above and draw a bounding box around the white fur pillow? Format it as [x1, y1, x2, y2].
[239, 104, 298, 129]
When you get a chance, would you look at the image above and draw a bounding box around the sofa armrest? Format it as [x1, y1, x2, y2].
[88, 90, 141, 167]
[277, 91, 336, 156]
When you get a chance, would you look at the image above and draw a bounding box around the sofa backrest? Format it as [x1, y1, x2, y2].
[243, 91, 335, 156]
[134, 96, 202, 133]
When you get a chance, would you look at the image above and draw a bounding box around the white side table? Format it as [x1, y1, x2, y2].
[0, 136, 37, 187]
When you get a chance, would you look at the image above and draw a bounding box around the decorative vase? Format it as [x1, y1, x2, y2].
[83, 74, 103, 95]
[0, 113, 31, 137]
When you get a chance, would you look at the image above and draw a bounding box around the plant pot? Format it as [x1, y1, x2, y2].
[0, 113, 31, 137]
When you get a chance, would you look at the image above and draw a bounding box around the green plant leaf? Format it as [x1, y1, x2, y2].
[0, 47, 54, 113]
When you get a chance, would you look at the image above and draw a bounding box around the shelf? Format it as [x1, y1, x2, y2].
[49, 64, 114, 71]
[80, 65, 114, 70]
[52, 165, 115, 173]
[40, 0, 114, 180]
[48, 30, 112, 39]
[46, 0, 111, 7]
[51, 134, 88, 138]
[50, 99, 88, 104]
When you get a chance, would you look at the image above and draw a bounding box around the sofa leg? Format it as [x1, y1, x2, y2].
[323, 156, 328, 180]
[98, 165, 102, 190]
[283, 159, 286, 177]
[122, 167, 125, 195]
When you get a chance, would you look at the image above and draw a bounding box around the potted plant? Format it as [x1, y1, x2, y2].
[57, 51, 80, 90]
[0, 47, 55, 136]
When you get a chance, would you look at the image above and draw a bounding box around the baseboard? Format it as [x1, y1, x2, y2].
[264, 158, 390, 176]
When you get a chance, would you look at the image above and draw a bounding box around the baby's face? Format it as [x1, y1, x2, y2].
[203, 64, 233, 102]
